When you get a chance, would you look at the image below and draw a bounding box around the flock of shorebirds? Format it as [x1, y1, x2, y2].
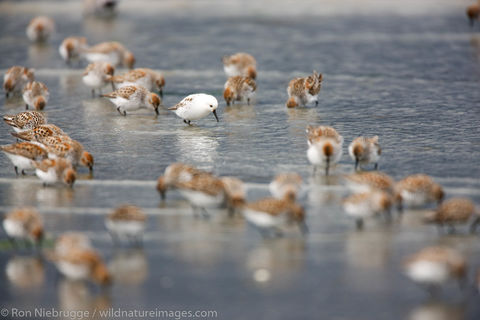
[0, 0, 479, 293]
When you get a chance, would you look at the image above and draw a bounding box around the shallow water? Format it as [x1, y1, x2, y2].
[0, 0, 480, 319]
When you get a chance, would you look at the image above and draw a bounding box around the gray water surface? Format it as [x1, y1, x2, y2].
[0, 0, 480, 319]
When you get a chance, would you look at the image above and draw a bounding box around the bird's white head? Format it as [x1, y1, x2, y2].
[200, 94, 219, 122]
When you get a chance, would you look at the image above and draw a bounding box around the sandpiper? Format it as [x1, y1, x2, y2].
[222, 52, 257, 79]
[286, 71, 322, 108]
[348, 136, 381, 170]
[404, 246, 466, 292]
[169, 93, 219, 125]
[0, 142, 48, 175]
[3, 66, 35, 97]
[395, 174, 444, 210]
[3, 207, 43, 247]
[23, 81, 49, 110]
[105, 205, 147, 244]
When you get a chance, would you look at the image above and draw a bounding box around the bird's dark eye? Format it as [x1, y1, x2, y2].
[210, 105, 213, 108]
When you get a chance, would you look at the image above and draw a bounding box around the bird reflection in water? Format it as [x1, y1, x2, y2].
[246, 237, 306, 288]
[6, 256, 45, 289]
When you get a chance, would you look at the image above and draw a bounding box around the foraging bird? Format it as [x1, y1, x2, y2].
[101, 85, 161, 116]
[424, 198, 479, 234]
[156, 163, 203, 199]
[348, 136, 381, 170]
[26, 16, 55, 43]
[105, 205, 147, 244]
[3, 111, 46, 133]
[0, 142, 48, 175]
[59, 36, 88, 64]
[343, 190, 393, 229]
[23, 81, 49, 110]
[168, 93, 219, 125]
[286, 71, 323, 108]
[404, 247, 466, 292]
[3, 66, 35, 97]
[395, 174, 443, 210]
[222, 52, 257, 79]
[306, 125, 343, 175]
[3, 207, 44, 247]
[33, 158, 77, 187]
[223, 76, 256, 106]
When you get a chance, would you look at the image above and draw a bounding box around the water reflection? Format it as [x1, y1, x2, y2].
[57, 280, 111, 316]
[36, 187, 75, 207]
[28, 43, 54, 67]
[408, 301, 464, 320]
[108, 248, 148, 286]
[223, 104, 256, 123]
[345, 229, 393, 269]
[6, 255, 45, 289]
[175, 127, 219, 167]
[246, 238, 306, 287]
[59, 73, 84, 96]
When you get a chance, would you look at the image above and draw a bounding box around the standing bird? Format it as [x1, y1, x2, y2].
[395, 174, 444, 210]
[156, 163, 203, 199]
[23, 81, 49, 110]
[26, 16, 55, 43]
[467, 3, 480, 27]
[306, 125, 343, 175]
[51, 246, 111, 286]
[111, 68, 165, 97]
[102, 85, 160, 116]
[242, 196, 307, 237]
[269, 173, 303, 200]
[222, 52, 257, 79]
[175, 173, 226, 218]
[33, 158, 77, 187]
[105, 205, 147, 245]
[223, 76, 256, 106]
[168, 93, 219, 125]
[3, 111, 46, 133]
[348, 136, 381, 170]
[83, 41, 135, 69]
[424, 198, 479, 233]
[0, 142, 48, 175]
[3, 66, 35, 97]
[343, 190, 393, 229]
[59, 36, 88, 65]
[3, 207, 44, 247]
[404, 247, 466, 293]
[36, 135, 94, 172]
[82, 62, 115, 96]
[286, 71, 323, 108]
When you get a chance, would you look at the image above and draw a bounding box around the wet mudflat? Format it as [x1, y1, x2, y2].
[0, 0, 480, 319]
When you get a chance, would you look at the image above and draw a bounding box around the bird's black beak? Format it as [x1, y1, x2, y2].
[212, 109, 219, 122]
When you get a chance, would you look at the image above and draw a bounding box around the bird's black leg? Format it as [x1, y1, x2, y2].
[21, 170, 26, 175]
[356, 218, 364, 230]
[14, 166, 19, 175]
[91, 89, 95, 97]
[374, 163, 378, 170]
[25, 104, 29, 110]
